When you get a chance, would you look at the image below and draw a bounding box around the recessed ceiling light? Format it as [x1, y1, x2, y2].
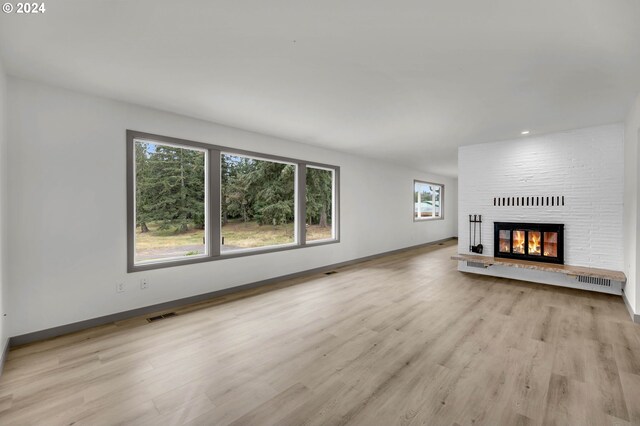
[521, 130, 530, 135]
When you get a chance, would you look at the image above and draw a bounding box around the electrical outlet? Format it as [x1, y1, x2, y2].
[116, 282, 125, 293]
[140, 278, 149, 290]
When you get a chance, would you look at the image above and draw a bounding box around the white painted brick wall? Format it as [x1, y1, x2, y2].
[458, 123, 624, 270]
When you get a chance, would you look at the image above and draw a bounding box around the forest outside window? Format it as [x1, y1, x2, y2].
[306, 166, 336, 242]
[221, 153, 297, 252]
[127, 130, 340, 271]
[414, 180, 443, 220]
[133, 139, 208, 265]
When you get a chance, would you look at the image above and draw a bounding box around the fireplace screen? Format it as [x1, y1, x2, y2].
[494, 222, 564, 264]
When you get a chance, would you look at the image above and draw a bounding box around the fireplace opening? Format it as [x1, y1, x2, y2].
[494, 222, 564, 264]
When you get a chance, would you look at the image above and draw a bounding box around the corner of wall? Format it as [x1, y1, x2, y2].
[0, 58, 9, 369]
[624, 90, 640, 318]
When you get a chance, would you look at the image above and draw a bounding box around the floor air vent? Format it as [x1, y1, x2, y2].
[325, 271, 338, 275]
[576, 276, 611, 287]
[147, 312, 177, 323]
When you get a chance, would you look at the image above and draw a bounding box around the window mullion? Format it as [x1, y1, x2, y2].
[127, 132, 135, 271]
[429, 185, 434, 217]
[210, 149, 221, 257]
[333, 168, 340, 240]
[298, 163, 307, 246]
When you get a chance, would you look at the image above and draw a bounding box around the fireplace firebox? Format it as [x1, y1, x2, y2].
[494, 222, 564, 264]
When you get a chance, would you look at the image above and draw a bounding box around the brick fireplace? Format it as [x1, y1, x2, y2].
[457, 124, 624, 295]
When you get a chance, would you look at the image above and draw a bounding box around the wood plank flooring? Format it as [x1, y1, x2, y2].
[1, 240, 639, 425]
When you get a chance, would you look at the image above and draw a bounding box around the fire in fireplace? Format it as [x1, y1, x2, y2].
[494, 222, 564, 264]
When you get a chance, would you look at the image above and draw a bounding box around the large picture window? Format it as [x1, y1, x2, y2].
[221, 153, 297, 252]
[127, 131, 339, 271]
[133, 140, 208, 264]
[414, 180, 443, 220]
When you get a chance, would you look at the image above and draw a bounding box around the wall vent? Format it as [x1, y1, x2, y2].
[576, 276, 611, 287]
[466, 261, 488, 269]
[493, 195, 564, 207]
[147, 312, 177, 322]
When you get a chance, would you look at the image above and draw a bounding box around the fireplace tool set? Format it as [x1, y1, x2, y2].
[469, 214, 483, 253]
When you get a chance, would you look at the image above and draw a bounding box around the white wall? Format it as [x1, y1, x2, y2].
[0, 60, 8, 353]
[624, 91, 640, 315]
[458, 124, 624, 270]
[6, 77, 457, 336]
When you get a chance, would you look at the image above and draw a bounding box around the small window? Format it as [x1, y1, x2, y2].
[221, 153, 297, 252]
[414, 180, 444, 220]
[133, 139, 208, 264]
[306, 166, 336, 242]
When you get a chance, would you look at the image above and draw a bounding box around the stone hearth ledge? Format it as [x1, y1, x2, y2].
[451, 254, 626, 283]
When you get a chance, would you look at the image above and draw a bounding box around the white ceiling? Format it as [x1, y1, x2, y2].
[2, 0, 640, 176]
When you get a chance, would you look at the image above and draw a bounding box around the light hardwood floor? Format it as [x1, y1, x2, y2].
[1, 240, 639, 425]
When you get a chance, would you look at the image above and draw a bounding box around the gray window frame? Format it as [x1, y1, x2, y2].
[413, 179, 444, 222]
[127, 130, 340, 272]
